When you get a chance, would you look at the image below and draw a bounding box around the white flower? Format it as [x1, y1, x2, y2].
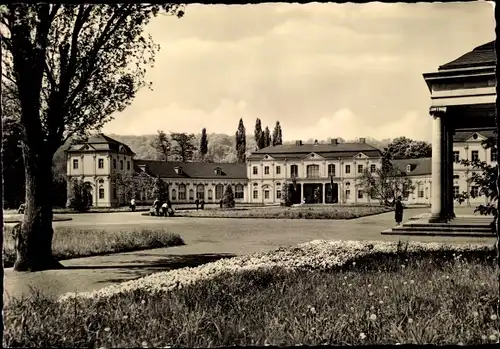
[457, 342, 464, 346]
[490, 314, 498, 321]
[378, 300, 384, 304]
[409, 280, 415, 284]
[367, 284, 372, 288]
[481, 335, 488, 340]
[141, 299, 146, 304]
[104, 327, 111, 332]
[472, 311, 479, 317]
[310, 307, 317, 315]
[408, 318, 413, 324]
[384, 286, 389, 289]
[359, 333, 366, 340]
[369, 314, 377, 321]
[489, 334, 498, 341]
[142, 341, 148, 348]
[403, 282, 407, 285]
[370, 306, 375, 310]
[348, 284, 352, 287]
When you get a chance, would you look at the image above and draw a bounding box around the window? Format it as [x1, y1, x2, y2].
[290, 165, 298, 177]
[178, 184, 187, 200]
[471, 186, 479, 198]
[189, 189, 194, 200]
[253, 166, 258, 175]
[112, 187, 117, 199]
[276, 166, 281, 175]
[208, 189, 213, 200]
[264, 166, 270, 175]
[98, 159, 104, 169]
[120, 160, 124, 170]
[328, 164, 336, 177]
[491, 148, 498, 162]
[215, 184, 224, 200]
[264, 190, 270, 199]
[370, 164, 376, 173]
[418, 189, 424, 198]
[345, 165, 351, 174]
[276, 190, 281, 199]
[253, 190, 258, 199]
[453, 151, 460, 162]
[345, 190, 350, 199]
[196, 184, 205, 200]
[172, 189, 177, 201]
[453, 186, 459, 198]
[235, 184, 244, 199]
[98, 179, 104, 184]
[471, 150, 479, 161]
[453, 175, 459, 181]
[113, 159, 117, 169]
[99, 188, 105, 199]
[357, 190, 364, 199]
[306, 164, 320, 178]
[357, 164, 363, 174]
[73, 159, 79, 169]
[127, 161, 130, 170]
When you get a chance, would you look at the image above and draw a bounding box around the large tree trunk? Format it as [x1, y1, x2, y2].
[13, 149, 63, 271]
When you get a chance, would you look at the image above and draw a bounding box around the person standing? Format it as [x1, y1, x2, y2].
[130, 198, 136, 212]
[395, 196, 404, 226]
[161, 202, 168, 216]
[153, 198, 160, 216]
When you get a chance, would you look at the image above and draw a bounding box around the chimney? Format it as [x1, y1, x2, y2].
[295, 140, 303, 146]
[359, 138, 366, 144]
[331, 138, 339, 145]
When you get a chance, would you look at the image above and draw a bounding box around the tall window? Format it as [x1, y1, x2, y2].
[471, 150, 479, 161]
[357, 190, 364, 199]
[113, 159, 116, 169]
[215, 184, 224, 200]
[357, 164, 363, 173]
[235, 184, 244, 199]
[453, 151, 460, 162]
[370, 164, 376, 173]
[290, 165, 298, 177]
[127, 161, 130, 170]
[120, 160, 124, 170]
[253, 190, 258, 199]
[171, 189, 177, 201]
[208, 189, 213, 200]
[345, 165, 351, 174]
[99, 188, 105, 199]
[98, 159, 104, 169]
[306, 165, 320, 178]
[276, 166, 281, 175]
[253, 166, 258, 175]
[418, 183, 424, 198]
[264, 166, 270, 175]
[276, 190, 281, 199]
[491, 148, 498, 162]
[345, 190, 350, 199]
[178, 184, 186, 200]
[328, 164, 336, 177]
[189, 189, 194, 200]
[196, 184, 205, 200]
[73, 159, 79, 169]
[453, 186, 459, 198]
[264, 190, 270, 199]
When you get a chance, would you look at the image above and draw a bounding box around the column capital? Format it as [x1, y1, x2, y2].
[430, 106, 447, 118]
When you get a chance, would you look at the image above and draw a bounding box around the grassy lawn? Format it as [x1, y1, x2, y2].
[173, 205, 393, 219]
[2, 226, 184, 268]
[4, 240, 498, 347]
[3, 214, 73, 223]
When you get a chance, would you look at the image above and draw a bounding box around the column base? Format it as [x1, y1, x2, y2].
[428, 214, 449, 223]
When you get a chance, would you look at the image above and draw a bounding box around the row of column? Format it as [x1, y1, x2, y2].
[429, 108, 455, 223]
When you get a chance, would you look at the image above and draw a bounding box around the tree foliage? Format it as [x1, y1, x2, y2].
[235, 118, 246, 163]
[254, 118, 265, 150]
[264, 126, 271, 148]
[199, 128, 208, 160]
[385, 137, 432, 159]
[272, 121, 283, 146]
[357, 163, 415, 206]
[1, 3, 184, 271]
[151, 130, 171, 161]
[153, 176, 168, 203]
[280, 182, 293, 207]
[171, 132, 197, 162]
[67, 180, 91, 212]
[222, 185, 235, 209]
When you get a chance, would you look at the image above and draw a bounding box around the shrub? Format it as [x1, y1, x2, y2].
[222, 185, 235, 208]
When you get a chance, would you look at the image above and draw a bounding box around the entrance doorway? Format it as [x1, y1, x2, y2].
[325, 183, 338, 203]
[303, 183, 323, 203]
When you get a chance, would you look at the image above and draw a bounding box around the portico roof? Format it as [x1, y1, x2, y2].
[439, 41, 496, 70]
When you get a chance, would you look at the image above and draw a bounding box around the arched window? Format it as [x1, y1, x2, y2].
[189, 189, 194, 200]
[235, 184, 244, 199]
[208, 189, 213, 200]
[328, 164, 336, 176]
[306, 164, 320, 178]
[171, 189, 177, 201]
[178, 184, 186, 200]
[290, 164, 298, 177]
[196, 184, 205, 200]
[215, 184, 224, 200]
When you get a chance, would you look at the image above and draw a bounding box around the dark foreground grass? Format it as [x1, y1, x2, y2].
[4, 250, 498, 347]
[2, 227, 184, 268]
[175, 205, 393, 219]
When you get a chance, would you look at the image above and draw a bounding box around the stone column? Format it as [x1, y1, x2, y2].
[322, 183, 326, 203]
[447, 125, 456, 219]
[429, 108, 448, 223]
[442, 126, 449, 219]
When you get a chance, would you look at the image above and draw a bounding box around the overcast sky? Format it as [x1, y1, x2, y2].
[101, 2, 495, 142]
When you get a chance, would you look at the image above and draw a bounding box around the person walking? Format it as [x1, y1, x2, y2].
[130, 198, 136, 212]
[395, 196, 404, 226]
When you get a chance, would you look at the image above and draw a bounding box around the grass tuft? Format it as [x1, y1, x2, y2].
[2, 227, 184, 268]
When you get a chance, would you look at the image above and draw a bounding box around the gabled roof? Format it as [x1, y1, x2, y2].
[248, 142, 383, 160]
[134, 160, 247, 180]
[439, 41, 496, 70]
[391, 158, 432, 176]
[66, 133, 135, 155]
[453, 129, 497, 142]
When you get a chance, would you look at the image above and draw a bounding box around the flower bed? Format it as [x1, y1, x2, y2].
[59, 239, 494, 302]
